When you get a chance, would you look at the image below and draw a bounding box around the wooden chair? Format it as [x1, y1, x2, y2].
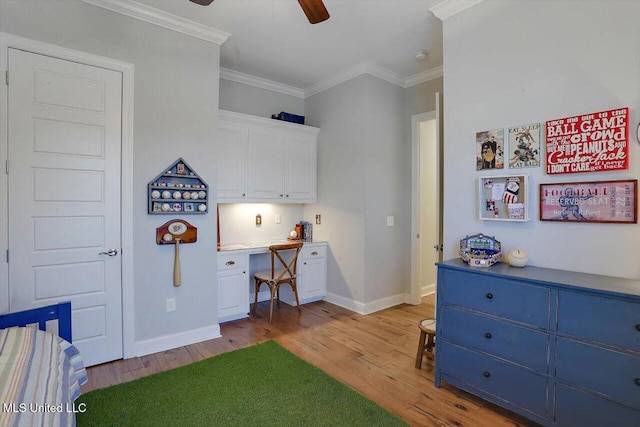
[252, 242, 304, 322]
[415, 318, 437, 368]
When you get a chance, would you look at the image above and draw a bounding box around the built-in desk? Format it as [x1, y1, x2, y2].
[217, 240, 328, 322]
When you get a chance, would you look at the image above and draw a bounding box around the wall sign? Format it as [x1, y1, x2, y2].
[539, 179, 637, 223]
[545, 107, 629, 174]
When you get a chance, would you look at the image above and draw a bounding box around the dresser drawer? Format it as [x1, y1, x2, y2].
[217, 253, 247, 271]
[558, 290, 640, 351]
[441, 306, 549, 372]
[440, 341, 549, 418]
[302, 245, 326, 260]
[555, 383, 640, 427]
[440, 269, 550, 328]
[556, 338, 640, 406]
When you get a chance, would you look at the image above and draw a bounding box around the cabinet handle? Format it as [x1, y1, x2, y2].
[225, 260, 235, 266]
[485, 332, 492, 339]
[486, 293, 493, 299]
[242, 193, 246, 197]
[280, 194, 284, 197]
[635, 378, 640, 387]
[636, 324, 640, 332]
[286, 194, 290, 197]
[304, 262, 307, 265]
[311, 251, 318, 255]
[483, 371, 491, 378]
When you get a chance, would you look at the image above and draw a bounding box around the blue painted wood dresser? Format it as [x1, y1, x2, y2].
[435, 258, 640, 426]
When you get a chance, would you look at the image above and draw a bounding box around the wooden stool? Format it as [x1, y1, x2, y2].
[415, 318, 437, 368]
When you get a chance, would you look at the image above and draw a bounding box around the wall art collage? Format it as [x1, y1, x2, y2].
[477, 106, 637, 224]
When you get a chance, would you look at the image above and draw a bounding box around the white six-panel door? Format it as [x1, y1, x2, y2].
[7, 48, 123, 366]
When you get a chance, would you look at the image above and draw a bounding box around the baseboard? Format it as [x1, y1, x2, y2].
[133, 324, 221, 358]
[422, 283, 436, 296]
[324, 292, 405, 315]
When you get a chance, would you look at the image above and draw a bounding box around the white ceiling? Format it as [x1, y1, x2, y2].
[127, 0, 445, 94]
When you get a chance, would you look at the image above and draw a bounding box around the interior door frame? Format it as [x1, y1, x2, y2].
[409, 92, 444, 305]
[0, 32, 136, 358]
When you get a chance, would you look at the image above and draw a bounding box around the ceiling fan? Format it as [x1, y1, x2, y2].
[189, 0, 330, 24]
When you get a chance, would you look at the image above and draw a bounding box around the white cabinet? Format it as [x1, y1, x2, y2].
[217, 253, 249, 322]
[298, 244, 327, 302]
[217, 120, 248, 202]
[247, 126, 285, 200]
[217, 110, 318, 203]
[279, 243, 327, 305]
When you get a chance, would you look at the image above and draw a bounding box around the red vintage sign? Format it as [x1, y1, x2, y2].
[545, 107, 629, 174]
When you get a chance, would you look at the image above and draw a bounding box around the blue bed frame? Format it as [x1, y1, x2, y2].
[0, 302, 72, 343]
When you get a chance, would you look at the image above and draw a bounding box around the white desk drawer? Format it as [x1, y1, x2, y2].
[302, 245, 326, 260]
[217, 253, 247, 270]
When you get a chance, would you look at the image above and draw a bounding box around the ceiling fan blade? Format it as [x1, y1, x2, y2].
[189, 0, 214, 5]
[298, 0, 330, 24]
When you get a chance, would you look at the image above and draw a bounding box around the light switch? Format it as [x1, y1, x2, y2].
[387, 216, 394, 226]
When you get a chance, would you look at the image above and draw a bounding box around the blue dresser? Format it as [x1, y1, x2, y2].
[435, 259, 640, 426]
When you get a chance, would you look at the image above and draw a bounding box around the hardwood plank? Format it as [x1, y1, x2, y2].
[84, 296, 540, 426]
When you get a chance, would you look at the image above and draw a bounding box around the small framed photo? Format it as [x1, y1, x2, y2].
[476, 129, 504, 170]
[539, 179, 637, 223]
[176, 163, 186, 175]
[184, 203, 194, 212]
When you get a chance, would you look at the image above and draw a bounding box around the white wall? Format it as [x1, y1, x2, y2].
[218, 203, 304, 244]
[0, 0, 221, 344]
[442, 0, 640, 279]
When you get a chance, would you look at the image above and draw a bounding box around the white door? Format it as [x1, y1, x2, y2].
[217, 119, 248, 202]
[247, 126, 284, 200]
[7, 48, 123, 366]
[284, 132, 317, 202]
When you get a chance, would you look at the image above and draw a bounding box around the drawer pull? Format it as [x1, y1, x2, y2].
[483, 371, 491, 378]
[225, 260, 235, 266]
[635, 378, 640, 387]
[484, 332, 492, 339]
[636, 324, 640, 332]
[486, 293, 493, 300]
[311, 251, 318, 255]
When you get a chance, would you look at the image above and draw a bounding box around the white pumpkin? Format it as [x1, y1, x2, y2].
[507, 249, 528, 267]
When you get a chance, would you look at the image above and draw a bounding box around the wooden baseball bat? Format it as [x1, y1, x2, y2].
[173, 238, 181, 287]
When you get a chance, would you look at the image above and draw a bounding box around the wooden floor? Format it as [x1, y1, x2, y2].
[85, 296, 538, 427]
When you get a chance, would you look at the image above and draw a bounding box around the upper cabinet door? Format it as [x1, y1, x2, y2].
[247, 126, 285, 200]
[284, 132, 317, 202]
[217, 120, 248, 202]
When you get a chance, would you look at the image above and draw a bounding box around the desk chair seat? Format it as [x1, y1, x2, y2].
[415, 318, 437, 369]
[252, 242, 303, 322]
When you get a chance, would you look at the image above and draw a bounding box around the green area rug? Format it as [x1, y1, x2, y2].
[77, 340, 407, 426]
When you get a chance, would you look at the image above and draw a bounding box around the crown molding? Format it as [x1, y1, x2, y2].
[220, 67, 305, 99]
[404, 65, 443, 88]
[430, 0, 484, 21]
[304, 61, 404, 98]
[81, 0, 230, 45]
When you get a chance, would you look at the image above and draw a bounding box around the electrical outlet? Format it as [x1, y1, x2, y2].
[275, 214, 281, 224]
[387, 216, 394, 226]
[166, 298, 176, 312]
[255, 214, 262, 226]
[315, 214, 321, 225]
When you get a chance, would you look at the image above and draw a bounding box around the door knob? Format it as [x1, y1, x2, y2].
[99, 248, 118, 256]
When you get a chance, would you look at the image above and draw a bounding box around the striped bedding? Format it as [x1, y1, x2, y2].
[0, 327, 88, 427]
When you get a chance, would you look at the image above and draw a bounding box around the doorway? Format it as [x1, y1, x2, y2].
[410, 94, 443, 305]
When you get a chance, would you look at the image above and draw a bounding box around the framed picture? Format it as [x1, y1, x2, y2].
[508, 123, 540, 169]
[479, 174, 529, 221]
[539, 179, 637, 223]
[545, 107, 629, 174]
[476, 128, 504, 170]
